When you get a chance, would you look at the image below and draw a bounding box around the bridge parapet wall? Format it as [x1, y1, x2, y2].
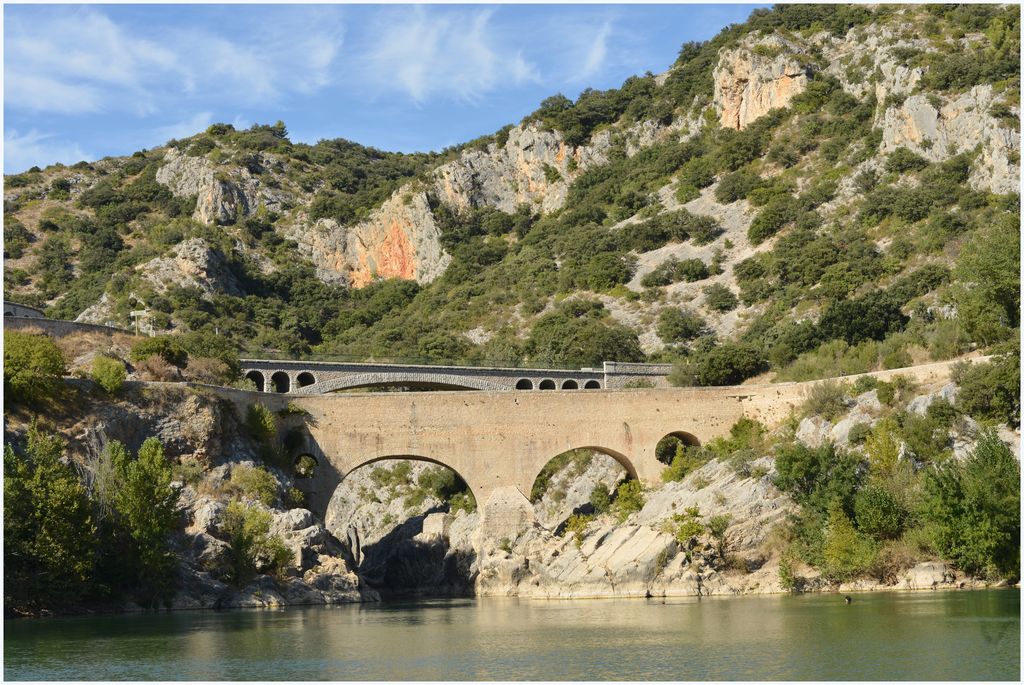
[603, 361, 674, 388]
[4, 316, 133, 338]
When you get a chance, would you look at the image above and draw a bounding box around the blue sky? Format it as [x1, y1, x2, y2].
[4, 3, 764, 173]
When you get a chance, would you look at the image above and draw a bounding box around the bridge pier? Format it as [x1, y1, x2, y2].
[477, 487, 536, 544]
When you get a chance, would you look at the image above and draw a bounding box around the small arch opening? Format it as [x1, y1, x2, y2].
[245, 370, 265, 392]
[655, 431, 702, 465]
[297, 372, 316, 388]
[561, 380, 579, 390]
[515, 378, 533, 390]
[294, 454, 318, 479]
[270, 371, 291, 393]
[539, 379, 556, 390]
[584, 380, 601, 389]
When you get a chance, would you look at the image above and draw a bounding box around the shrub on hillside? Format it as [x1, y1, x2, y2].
[589, 483, 612, 514]
[952, 350, 1020, 428]
[748, 195, 798, 244]
[702, 283, 739, 312]
[134, 355, 182, 382]
[611, 480, 645, 522]
[822, 503, 877, 583]
[4, 331, 66, 403]
[884, 147, 929, 174]
[182, 357, 233, 385]
[715, 169, 762, 203]
[802, 380, 849, 421]
[129, 336, 187, 367]
[671, 343, 767, 387]
[564, 513, 594, 547]
[91, 355, 127, 395]
[854, 485, 907, 541]
[657, 308, 707, 343]
[229, 465, 279, 507]
[222, 500, 291, 585]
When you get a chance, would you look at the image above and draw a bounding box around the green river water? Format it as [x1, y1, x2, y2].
[4, 590, 1019, 680]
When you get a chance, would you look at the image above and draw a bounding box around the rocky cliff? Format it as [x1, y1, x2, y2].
[713, 36, 814, 130]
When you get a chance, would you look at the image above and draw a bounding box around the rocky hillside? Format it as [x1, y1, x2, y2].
[4, 4, 1019, 385]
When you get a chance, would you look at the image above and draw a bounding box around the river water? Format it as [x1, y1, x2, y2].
[4, 590, 1019, 681]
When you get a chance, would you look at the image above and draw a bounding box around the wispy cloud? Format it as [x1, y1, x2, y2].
[358, 7, 540, 104]
[577, 21, 614, 81]
[155, 112, 214, 144]
[4, 130, 90, 173]
[4, 6, 345, 116]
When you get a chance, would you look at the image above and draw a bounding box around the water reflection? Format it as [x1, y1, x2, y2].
[5, 590, 1019, 681]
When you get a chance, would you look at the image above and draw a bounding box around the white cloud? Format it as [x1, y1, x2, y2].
[4, 130, 91, 173]
[154, 112, 214, 143]
[578, 21, 613, 81]
[4, 7, 345, 116]
[4, 73, 104, 114]
[358, 7, 540, 104]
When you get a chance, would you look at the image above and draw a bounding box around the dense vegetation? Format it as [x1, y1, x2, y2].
[4, 429, 181, 612]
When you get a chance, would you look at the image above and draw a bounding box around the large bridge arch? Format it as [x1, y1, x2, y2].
[526, 445, 640, 497]
[337, 453, 480, 504]
[297, 372, 506, 394]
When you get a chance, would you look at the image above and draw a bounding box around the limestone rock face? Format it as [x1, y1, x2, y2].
[155, 148, 292, 225]
[433, 124, 609, 215]
[284, 191, 450, 287]
[796, 416, 833, 448]
[714, 36, 813, 130]
[878, 85, 1020, 193]
[138, 238, 243, 297]
[475, 457, 798, 599]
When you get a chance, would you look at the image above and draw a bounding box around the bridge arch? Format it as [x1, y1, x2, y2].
[584, 380, 601, 389]
[338, 454, 480, 505]
[539, 379, 556, 390]
[297, 372, 505, 394]
[270, 371, 290, 393]
[296, 372, 316, 389]
[561, 379, 579, 389]
[245, 370, 265, 392]
[515, 378, 533, 390]
[528, 445, 640, 498]
[655, 431, 702, 465]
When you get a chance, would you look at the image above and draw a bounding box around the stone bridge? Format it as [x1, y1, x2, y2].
[214, 359, 962, 540]
[239, 359, 674, 394]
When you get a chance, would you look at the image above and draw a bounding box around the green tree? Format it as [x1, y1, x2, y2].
[954, 348, 1020, 428]
[924, 429, 1020, 579]
[4, 331, 66, 403]
[708, 514, 732, 558]
[854, 485, 906, 541]
[774, 441, 862, 516]
[112, 438, 182, 604]
[702, 283, 739, 312]
[951, 216, 1020, 345]
[3, 427, 96, 610]
[222, 500, 292, 585]
[822, 502, 877, 583]
[657, 308, 706, 343]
